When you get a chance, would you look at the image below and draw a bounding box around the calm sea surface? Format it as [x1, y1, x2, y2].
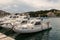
[0, 18, 60, 40]
[15, 18, 60, 40]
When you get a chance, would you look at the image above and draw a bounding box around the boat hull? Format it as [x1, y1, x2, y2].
[13, 25, 52, 33]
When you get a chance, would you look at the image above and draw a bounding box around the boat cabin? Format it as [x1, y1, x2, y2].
[28, 19, 41, 26]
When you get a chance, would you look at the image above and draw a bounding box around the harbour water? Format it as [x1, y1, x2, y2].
[0, 18, 60, 40]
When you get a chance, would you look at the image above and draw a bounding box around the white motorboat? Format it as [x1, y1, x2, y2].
[13, 18, 52, 33]
[0, 14, 52, 33]
[0, 17, 28, 29]
[0, 15, 28, 23]
[0, 14, 28, 25]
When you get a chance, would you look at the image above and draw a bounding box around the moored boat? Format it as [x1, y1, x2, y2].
[13, 18, 52, 33]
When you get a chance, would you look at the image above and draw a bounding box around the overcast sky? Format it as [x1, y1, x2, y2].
[0, 0, 60, 13]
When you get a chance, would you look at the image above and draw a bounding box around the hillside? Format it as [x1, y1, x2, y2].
[0, 10, 11, 17]
[27, 9, 60, 17]
[0, 9, 60, 17]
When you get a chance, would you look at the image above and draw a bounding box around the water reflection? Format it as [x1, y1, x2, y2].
[15, 29, 52, 40]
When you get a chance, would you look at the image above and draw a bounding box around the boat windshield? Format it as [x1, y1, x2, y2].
[34, 22, 41, 25]
[10, 16, 19, 18]
[21, 20, 27, 24]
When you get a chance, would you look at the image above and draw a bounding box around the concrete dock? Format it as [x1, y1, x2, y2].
[0, 33, 15, 40]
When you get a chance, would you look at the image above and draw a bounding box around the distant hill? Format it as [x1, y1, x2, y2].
[0, 9, 60, 18]
[27, 9, 60, 17]
[14, 9, 60, 17]
[0, 10, 11, 17]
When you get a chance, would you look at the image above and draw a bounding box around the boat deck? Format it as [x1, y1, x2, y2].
[0, 33, 15, 40]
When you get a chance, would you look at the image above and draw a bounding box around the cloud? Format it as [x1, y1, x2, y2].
[0, 0, 13, 5]
[17, 0, 60, 11]
[0, 0, 60, 13]
[13, 5, 18, 7]
[19, 0, 60, 8]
